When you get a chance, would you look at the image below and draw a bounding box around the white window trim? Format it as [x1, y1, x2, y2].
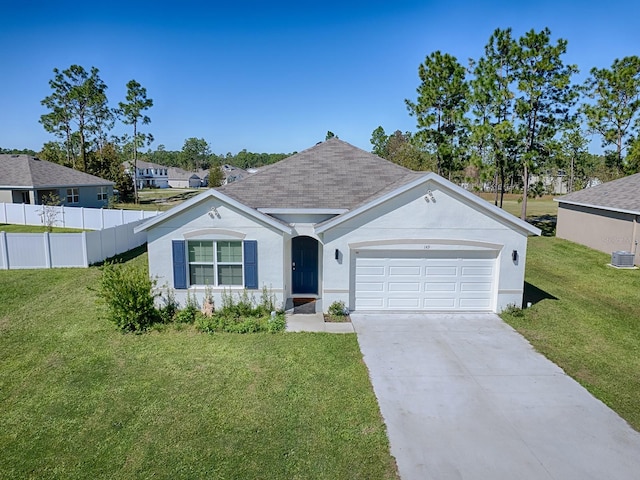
[66, 188, 79, 204]
[188, 240, 244, 287]
[97, 186, 108, 201]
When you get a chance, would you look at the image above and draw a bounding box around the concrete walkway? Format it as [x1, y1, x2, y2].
[352, 312, 640, 480]
[285, 312, 354, 333]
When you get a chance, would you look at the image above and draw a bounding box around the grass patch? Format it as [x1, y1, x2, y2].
[0, 223, 85, 233]
[475, 193, 558, 218]
[0, 254, 397, 479]
[502, 236, 640, 431]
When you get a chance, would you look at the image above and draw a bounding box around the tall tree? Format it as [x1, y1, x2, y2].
[406, 51, 469, 178]
[118, 80, 153, 203]
[581, 56, 640, 175]
[40, 65, 109, 172]
[180, 137, 211, 171]
[469, 28, 520, 207]
[514, 28, 577, 219]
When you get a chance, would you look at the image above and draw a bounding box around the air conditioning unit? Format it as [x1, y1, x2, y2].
[611, 251, 635, 268]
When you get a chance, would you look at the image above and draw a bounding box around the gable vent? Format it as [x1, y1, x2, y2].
[611, 251, 635, 268]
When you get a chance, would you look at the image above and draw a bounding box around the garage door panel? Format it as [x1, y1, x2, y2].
[357, 282, 385, 292]
[425, 266, 457, 276]
[355, 250, 496, 311]
[389, 266, 421, 276]
[422, 298, 457, 309]
[425, 282, 457, 292]
[388, 282, 421, 292]
[358, 265, 385, 276]
[388, 298, 421, 308]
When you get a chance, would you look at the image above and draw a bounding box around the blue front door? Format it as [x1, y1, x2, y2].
[292, 236, 318, 294]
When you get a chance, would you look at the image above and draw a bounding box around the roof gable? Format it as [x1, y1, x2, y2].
[216, 138, 421, 210]
[0, 154, 114, 188]
[134, 189, 292, 234]
[556, 173, 640, 214]
[316, 172, 541, 236]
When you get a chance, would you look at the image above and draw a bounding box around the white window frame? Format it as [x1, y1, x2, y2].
[66, 188, 79, 204]
[187, 240, 244, 287]
[97, 186, 108, 201]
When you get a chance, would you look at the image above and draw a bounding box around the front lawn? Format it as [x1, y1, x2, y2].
[0, 254, 398, 479]
[502, 236, 640, 431]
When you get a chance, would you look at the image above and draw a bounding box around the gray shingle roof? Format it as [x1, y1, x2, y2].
[216, 138, 425, 210]
[0, 154, 114, 188]
[556, 173, 640, 214]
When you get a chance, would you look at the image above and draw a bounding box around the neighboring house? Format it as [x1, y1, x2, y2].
[167, 167, 208, 188]
[556, 173, 640, 265]
[0, 154, 114, 208]
[135, 139, 540, 313]
[124, 160, 169, 189]
[221, 164, 250, 185]
[529, 171, 568, 195]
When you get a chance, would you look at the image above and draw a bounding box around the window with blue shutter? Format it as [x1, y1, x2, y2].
[243, 240, 258, 289]
[172, 240, 187, 289]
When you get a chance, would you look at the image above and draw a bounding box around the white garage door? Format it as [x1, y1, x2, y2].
[355, 250, 496, 311]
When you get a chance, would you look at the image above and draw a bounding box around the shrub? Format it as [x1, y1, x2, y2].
[502, 303, 525, 317]
[98, 262, 160, 332]
[328, 300, 348, 317]
[194, 288, 286, 334]
[175, 291, 199, 324]
[158, 289, 178, 323]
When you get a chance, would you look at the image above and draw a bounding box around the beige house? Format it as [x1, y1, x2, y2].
[555, 173, 640, 265]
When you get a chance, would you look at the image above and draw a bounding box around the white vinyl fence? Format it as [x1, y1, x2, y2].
[0, 202, 160, 229]
[0, 203, 162, 269]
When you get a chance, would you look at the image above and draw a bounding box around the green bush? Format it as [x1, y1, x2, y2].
[194, 288, 286, 334]
[98, 262, 160, 332]
[328, 300, 347, 317]
[175, 291, 199, 324]
[158, 289, 178, 323]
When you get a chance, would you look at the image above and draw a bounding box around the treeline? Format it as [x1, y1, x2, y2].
[144, 138, 291, 172]
[373, 27, 640, 219]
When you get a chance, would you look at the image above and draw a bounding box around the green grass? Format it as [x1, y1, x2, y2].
[0, 253, 398, 480]
[475, 193, 558, 218]
[0, 223, 85, 233]
[115, 188, 201, 211]
[502, 236, 640, 431]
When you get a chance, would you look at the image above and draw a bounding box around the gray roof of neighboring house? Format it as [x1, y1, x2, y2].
[0, 154, 114, 188]
[556, 172, 640, 214]
[129, 160, 168, 170]
[216, 138, 424, 210]
[167, 166, 208, 180]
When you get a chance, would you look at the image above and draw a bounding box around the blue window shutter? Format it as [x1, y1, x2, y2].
[244, 240, 258, 289]
[172, 240, 187, 289]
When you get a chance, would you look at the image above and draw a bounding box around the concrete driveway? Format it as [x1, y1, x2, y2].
[351, 313, 640, 480]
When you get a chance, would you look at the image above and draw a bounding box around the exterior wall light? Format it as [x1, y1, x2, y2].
[512, 250, 518, 262]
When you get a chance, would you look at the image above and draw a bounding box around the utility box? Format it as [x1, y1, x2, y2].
[611, 251, 636, 268]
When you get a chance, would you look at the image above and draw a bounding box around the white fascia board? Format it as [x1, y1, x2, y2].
[134, 189, 292, 234]
[316, 172, 541, 236]
[555, 198, 640, 216]
[257, 208, 348, 215]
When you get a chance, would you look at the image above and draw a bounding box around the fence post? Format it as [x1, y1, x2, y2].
[81, 231, 89, 267]
[22, 202, 26, 225]
[2, 202, 6, 223]
[43, 232, 52, 268]
[61, 204, 65, 227]
[0, 231, 8, 269]
[120, 209, 125, 226]
[81, 207, 85, 230]
[101, 208, 105, 230]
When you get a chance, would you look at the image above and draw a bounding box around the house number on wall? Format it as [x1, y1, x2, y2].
[424, 245, 431, 249]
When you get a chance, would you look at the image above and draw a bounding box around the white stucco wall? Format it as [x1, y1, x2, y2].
[146, 196, 286, 309]
[318, 181, 530, 313]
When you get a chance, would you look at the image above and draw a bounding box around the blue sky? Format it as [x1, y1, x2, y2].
[1, 0, 639, 155]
